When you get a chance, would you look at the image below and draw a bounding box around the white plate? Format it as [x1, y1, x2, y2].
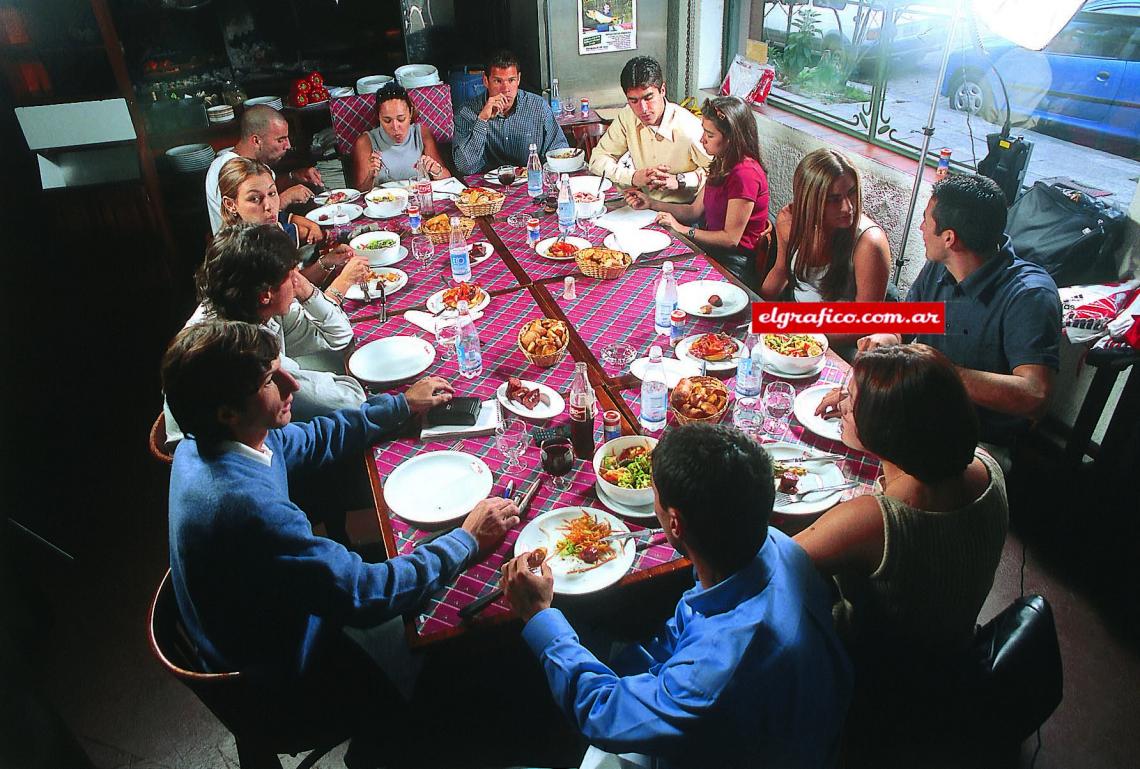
[535, 236, 591, 260]
[629, 356, 702, 389]
[470, 241, 495, 265]
[676, 280, 750, 318]
[348, 335, 436, 383]
[344, 268, 409, 300]
[514, 507, 636, 595]
[306, 203, 363, 224]
[483, 166, 527, 186]
[364, 245, 409, 268]
[766, 442, 847, 515]
[675, 334, 744, 372]
[602, 229, 672, 258]
[595, 482, 657, 520]
[763, 357, 826, 380]
[380, 179, 416, 191]
[568, 176, 613, 195]
[356, 75, 393, 95]
[495, 380, 566, 420]
[596, 207, 656, 232]
[313, 188, 362, 206]
[384, 451, 493, 526]
[425, 286, 491, 315]
[794, 383, 844, 442]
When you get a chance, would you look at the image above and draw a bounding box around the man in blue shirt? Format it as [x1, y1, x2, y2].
[452, 49, 569, 176]
[502, 424, 853, 769]
[854, 174, 1061, 446]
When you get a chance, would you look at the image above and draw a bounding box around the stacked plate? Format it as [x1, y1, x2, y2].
[395, 64, 441, 89]
[165, 143, 216, 173]
[356, 75, 393, 95]
[328, 86, 354, 99]
[206, 104, 234, 124]
[243, 95, 283, 111]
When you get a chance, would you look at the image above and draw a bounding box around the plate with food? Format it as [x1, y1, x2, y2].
[313, 188, 362, 206]
[793, 383, 844, 442]
[347, 335, 436, 384]
[469, 241, 495, 265]
[483, 165, 528, 186]
[384, 451, 494, 525]
[568, 175, 613, 196]
[514, 507, 637, 595]
[761, 333, 829, 376]
[594, 480, 656, 520]
[425, 282, 490, 314]
[676, 280, 750, 318]
[362, 188, 410, 218]
[496, 377, 565, 420]
[349, 231, 405, 266]
[536, 236, 590, 260]
[306, 203, 364, 224]
[766, 442, 847, 515]
[344, 268, 409, 300]
[676, 333, 743, 371]
[546, 147, 585, 172]
[762, 357, 826, 380]
[592, 436, 656, 508]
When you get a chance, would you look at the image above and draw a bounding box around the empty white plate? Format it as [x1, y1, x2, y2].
[596, 207, 656, 232]
[603, 229, 672, 258]
[384, 451, 493, 525]
[595, 482, 657, 520]
[348, 335, 436, 383]
[793, 383, 844, 442]
[676, 280, 750, 318]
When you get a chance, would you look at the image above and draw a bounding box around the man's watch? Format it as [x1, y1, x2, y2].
[676, 173, 687, 190]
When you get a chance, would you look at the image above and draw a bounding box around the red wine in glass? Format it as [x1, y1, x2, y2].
[540, 437, 574, 491]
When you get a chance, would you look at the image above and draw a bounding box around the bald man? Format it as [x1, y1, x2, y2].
[205, 105, 323, 234]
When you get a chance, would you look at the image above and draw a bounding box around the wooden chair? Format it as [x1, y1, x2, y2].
[753, 219, 777, 286]
[147, 570, 347, 769]
[148, 413, 173, 466]
[565, 119, 610, 163]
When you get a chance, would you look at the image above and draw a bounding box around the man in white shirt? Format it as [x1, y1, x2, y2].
[588, 57, 711, 203]
[205, 105, 323, 233]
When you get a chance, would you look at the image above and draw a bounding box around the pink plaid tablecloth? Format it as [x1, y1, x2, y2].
[329, 84, 455, 157]
[354, 286, 682, 639]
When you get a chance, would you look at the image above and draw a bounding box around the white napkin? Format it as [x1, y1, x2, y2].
[432, 177, 467, 196]
[597, 206, 656, 233]
[403, 309, 483, 334]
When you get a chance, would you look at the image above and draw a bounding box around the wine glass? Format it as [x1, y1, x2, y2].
[562, 100, 576, 119]
[600, 342, 637, 378]
[497, 167, 516, 186]
[540, 437, 575, 491]
[496, 419, 528, 470]
[434, 314, 458, 361]
[411, 235, 434, 272]
[761, 381, 795, 439]
[733, 397, 761, 440]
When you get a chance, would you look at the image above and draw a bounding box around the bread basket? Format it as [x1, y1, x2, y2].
[669, 376, 730, 425]
[517, 319, 570, 368]
[454, 189, 506, 218]
[575, 247, 632, 280]
[422, 215, 475, 245]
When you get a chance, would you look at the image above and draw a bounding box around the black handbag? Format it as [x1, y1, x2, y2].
[1006, 182, 1125, 288]
[958, 594, 1064, 742]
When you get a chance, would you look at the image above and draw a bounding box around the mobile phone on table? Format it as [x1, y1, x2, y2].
[531, 425, 571, 447]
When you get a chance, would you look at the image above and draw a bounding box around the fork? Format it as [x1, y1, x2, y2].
[775, 481, 859, 506]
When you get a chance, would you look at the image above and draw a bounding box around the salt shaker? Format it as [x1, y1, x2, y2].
[563, 276, 577, 300]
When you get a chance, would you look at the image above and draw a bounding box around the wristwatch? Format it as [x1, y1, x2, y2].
[676, 173, 687, 190]
[687, 226, 697, 240]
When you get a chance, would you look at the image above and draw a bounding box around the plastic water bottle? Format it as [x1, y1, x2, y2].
[653, 261, 678, 336]
[527, 142, 542, 199]
[735, 332, 763, 398]
[557, 174, 575, 235]
[448, 215, 471, 284]
[455, 300, 483, 380]
[639, 345, 668, 432]
[549, 78, 561, 116]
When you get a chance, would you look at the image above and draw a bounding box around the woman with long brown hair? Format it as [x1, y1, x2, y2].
[762, 148, 890, 303]
[624, 95, 769, 287]
[351, 82, 451, 190]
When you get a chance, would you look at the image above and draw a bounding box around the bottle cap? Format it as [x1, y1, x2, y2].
[662, 260, 673, 272]
[670, 309, 686, 322]
[649, 345, 663, 360]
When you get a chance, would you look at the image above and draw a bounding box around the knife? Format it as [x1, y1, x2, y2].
[378, 275, 388, 324]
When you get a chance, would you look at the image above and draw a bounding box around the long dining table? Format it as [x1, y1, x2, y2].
[333, 172, 881, 649]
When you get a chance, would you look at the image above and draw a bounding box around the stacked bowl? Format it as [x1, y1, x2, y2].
[395, 64, 440, 89]
[243, 95, 284, 111]
[206, 104, 234, 124]
[356, 75, 393, 95]
[165, 143, 216, 173]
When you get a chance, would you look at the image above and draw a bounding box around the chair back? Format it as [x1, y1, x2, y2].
[565, 120, 610, 162]
[753, 219, 776, 284]
[148, 413, 173, 466]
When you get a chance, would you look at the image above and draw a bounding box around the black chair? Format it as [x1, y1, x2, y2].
[147, 570, 348, 769]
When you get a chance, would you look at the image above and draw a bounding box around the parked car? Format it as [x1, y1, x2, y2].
[942, 0, 1140, 156]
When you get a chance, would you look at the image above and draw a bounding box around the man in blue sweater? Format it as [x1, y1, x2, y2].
[162, 320, 519, 690]
[502, 424, 853, 768]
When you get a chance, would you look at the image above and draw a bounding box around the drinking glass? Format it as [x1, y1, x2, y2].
[542, 165, 559, 198]
[411, 235, 434, 272]
[761, 381, 795, 438]
[561, 100, 576, 118]
[732, 397, 761, 440]
[434, 314, 458, 360]
[540, 437, 575, 491]
[497, 168, 516, 186]
[600, 342, 637, 378]
[496, 419, 528, 470]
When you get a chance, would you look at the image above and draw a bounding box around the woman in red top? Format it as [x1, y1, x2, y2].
[625, 95, 769, 288]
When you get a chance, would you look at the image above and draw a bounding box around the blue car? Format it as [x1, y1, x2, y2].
[942, 0, 1140, 156]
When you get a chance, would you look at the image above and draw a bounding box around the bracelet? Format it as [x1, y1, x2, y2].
[317, 254, 335, 273]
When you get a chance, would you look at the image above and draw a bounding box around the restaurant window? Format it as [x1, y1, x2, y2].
[738, 0, 1140, 207]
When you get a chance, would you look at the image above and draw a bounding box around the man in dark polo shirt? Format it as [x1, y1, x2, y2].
[856, 174, 1061, 449]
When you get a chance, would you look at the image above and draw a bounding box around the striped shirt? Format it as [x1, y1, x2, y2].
[452, 89, 569, 176]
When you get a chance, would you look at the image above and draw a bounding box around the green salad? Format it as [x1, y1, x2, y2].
[361, 238, 397, 250]
[599, 445, 652, 489]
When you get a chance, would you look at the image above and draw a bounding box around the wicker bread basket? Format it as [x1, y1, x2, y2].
[575, 247, 632, 280]
[454, 188, 506, 218]
[669, 376, 730, 425]
[517, 319, 570, 368]
[422, 215, 476, 245]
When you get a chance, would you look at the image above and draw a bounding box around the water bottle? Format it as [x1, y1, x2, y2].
[527, 142, 543, 199]
[653, 261, 678, 336]
[448, 215, 471, 284]
[557, 174, 575, 235]
[549, 78, 561, 116]
[639, 345, 668, 432]
[455, 300, 483, 380]
[735, 331, 763, 398]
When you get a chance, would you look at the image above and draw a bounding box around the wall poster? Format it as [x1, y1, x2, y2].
[578, 0, 636, 55]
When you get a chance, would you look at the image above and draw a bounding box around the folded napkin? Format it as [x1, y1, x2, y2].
[597, 206, 656, 233]
[432, 177, 468, 196]
[403, 309, 484, 334]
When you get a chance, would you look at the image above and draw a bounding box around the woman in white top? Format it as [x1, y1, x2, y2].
[762, 148, 890, 305]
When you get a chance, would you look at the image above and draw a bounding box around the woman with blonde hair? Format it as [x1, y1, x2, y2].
[217, 155, 367, 303]
[351, 82, 451, 190]
[762, 148, 890, 304]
